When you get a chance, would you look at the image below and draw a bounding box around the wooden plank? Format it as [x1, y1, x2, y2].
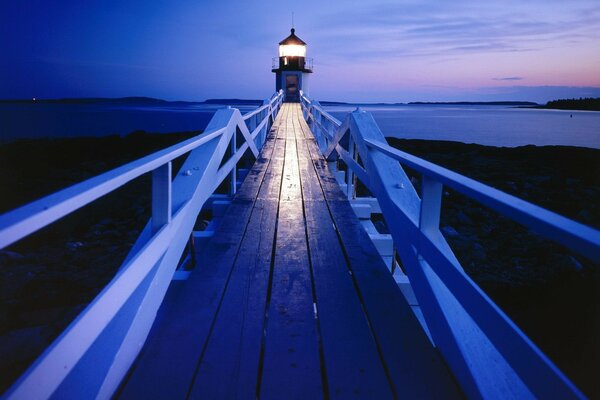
[256, 104, 287, 202]
[294, 108, 395, 398]
[188, 198, 279, 399]
[299, 121, 462, 397]
[234, 102, 286, 201]
[122, 104, 461, 399]
[259, 105, 323, 399]
[117, 201, 254, 399]
[187, 122, 286, 398]
[233, 130, 276, 201]
[118, 115, 284, 399]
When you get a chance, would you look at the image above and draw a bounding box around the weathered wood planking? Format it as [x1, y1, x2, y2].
[294, 111, 394, 398]
[297, 109, 462, 398]
[120, 104, 462, 399]
[187, 111, 287, 399]
[258, 106, 323, 399]
[118, 112, 282, 399]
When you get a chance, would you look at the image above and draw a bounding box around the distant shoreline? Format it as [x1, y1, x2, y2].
[320, 100, 538, 106]
[2, 96, 598, 111]
[407, 101, 538, 106]
[526, 105, 600, 112]
[0, 97, 263, 106]
[0, 97, 538, 107]
[521, 97, 600, 112]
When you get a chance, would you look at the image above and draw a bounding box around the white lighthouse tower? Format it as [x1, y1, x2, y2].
[272, 28, 313, 102]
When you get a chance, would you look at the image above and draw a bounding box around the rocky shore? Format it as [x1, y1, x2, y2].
[0, 131, 197, 392]
[389, 138, 599, 397]
[0, 134, 598, 396]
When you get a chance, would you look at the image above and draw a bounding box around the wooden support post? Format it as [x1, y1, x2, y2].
[352, 141, 360, 199]
[230, 128, 237, 195]
[152, 162, 172, 233]
[346, 137, 355, 200]
[419, 175, 443, 233]
[188, 235, 196, 268]
[327, 160, 338, 174]
[261, 99, 270, 146]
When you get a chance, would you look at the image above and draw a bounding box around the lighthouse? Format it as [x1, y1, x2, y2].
[272, 28, 313, 102]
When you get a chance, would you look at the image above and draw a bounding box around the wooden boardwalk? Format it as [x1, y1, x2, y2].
[118, 104, 462, 399]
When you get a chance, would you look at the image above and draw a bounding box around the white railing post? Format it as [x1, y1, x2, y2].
[1, 92, 283, 400]
[151, 162, 172, 233]
[292, 93, 591, 398]
[419, 175, 442, 233]
[261, 99, 271, 146]
[346, 136, 355, 199]
[230, 123, 237, 195]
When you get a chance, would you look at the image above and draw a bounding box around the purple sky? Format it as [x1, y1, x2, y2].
[1, 0, 599, 103]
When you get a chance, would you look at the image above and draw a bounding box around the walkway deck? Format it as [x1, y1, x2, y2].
[118, 104, 462, 399]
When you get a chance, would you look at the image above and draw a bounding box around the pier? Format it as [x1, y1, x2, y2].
[119, 103, 459, 398]
[1, 28, 598, 399]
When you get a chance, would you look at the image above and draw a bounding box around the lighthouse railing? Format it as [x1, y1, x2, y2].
[1, 91, 284, 399]
[271, 57, 314, 71]
[300, 91, 595, 399]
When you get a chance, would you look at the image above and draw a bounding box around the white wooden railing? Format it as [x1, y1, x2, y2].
[300, 92, 598, 399]
[0, 91, 284, 399]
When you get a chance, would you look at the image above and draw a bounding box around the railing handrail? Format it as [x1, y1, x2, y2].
[303, 96, 341, 126]
[0, 91, 283, 250]
[2, 90, 284, 400]
[0, 127, 224, 249]
[364, 138, 600, 262]
[271, 56, 314, 70]
[300, 92, 599, 262]
[243, 93, 281, 121]
[300, 91, 591, 399]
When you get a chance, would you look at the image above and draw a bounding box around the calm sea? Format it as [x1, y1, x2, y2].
[1, 101, 598, 149]
[326, 104, 600, 149]
[0, 101, 257, 143]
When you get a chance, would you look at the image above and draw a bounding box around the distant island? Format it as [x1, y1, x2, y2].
[319, 100, 539, 106]
[202, 98, 263, 105]
[3, 96, 599, 111]
[534, 97, 600, 111]
[0, 96, 174, 104]
[408, 101, 538, 106]
[0, 97, 262, 106]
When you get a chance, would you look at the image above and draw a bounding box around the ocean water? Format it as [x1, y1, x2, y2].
[1, 101, 598, 149]
[327, 104, 600, 149]
[0, 101, 258, 142]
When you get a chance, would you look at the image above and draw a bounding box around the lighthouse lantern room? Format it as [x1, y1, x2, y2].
[272, 28, 313, 102]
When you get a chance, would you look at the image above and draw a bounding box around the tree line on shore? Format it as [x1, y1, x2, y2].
[542, 97, 600, 111]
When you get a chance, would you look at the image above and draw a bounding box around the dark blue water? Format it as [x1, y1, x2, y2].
[0, 101, 257, 142]
[327, 104, 600, 149]
[1, 101, 598, 149]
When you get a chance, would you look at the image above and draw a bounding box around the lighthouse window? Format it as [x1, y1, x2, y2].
[279, 44, 306, 58]
[284, 57, 288, 65]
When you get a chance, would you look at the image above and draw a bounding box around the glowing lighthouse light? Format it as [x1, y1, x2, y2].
[279, 43, 306, 58]
[278, 28, 307, 57]
[272, 28, 313, 103]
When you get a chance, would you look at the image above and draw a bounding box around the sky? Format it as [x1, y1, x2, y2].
[1, 0, 599, 103]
